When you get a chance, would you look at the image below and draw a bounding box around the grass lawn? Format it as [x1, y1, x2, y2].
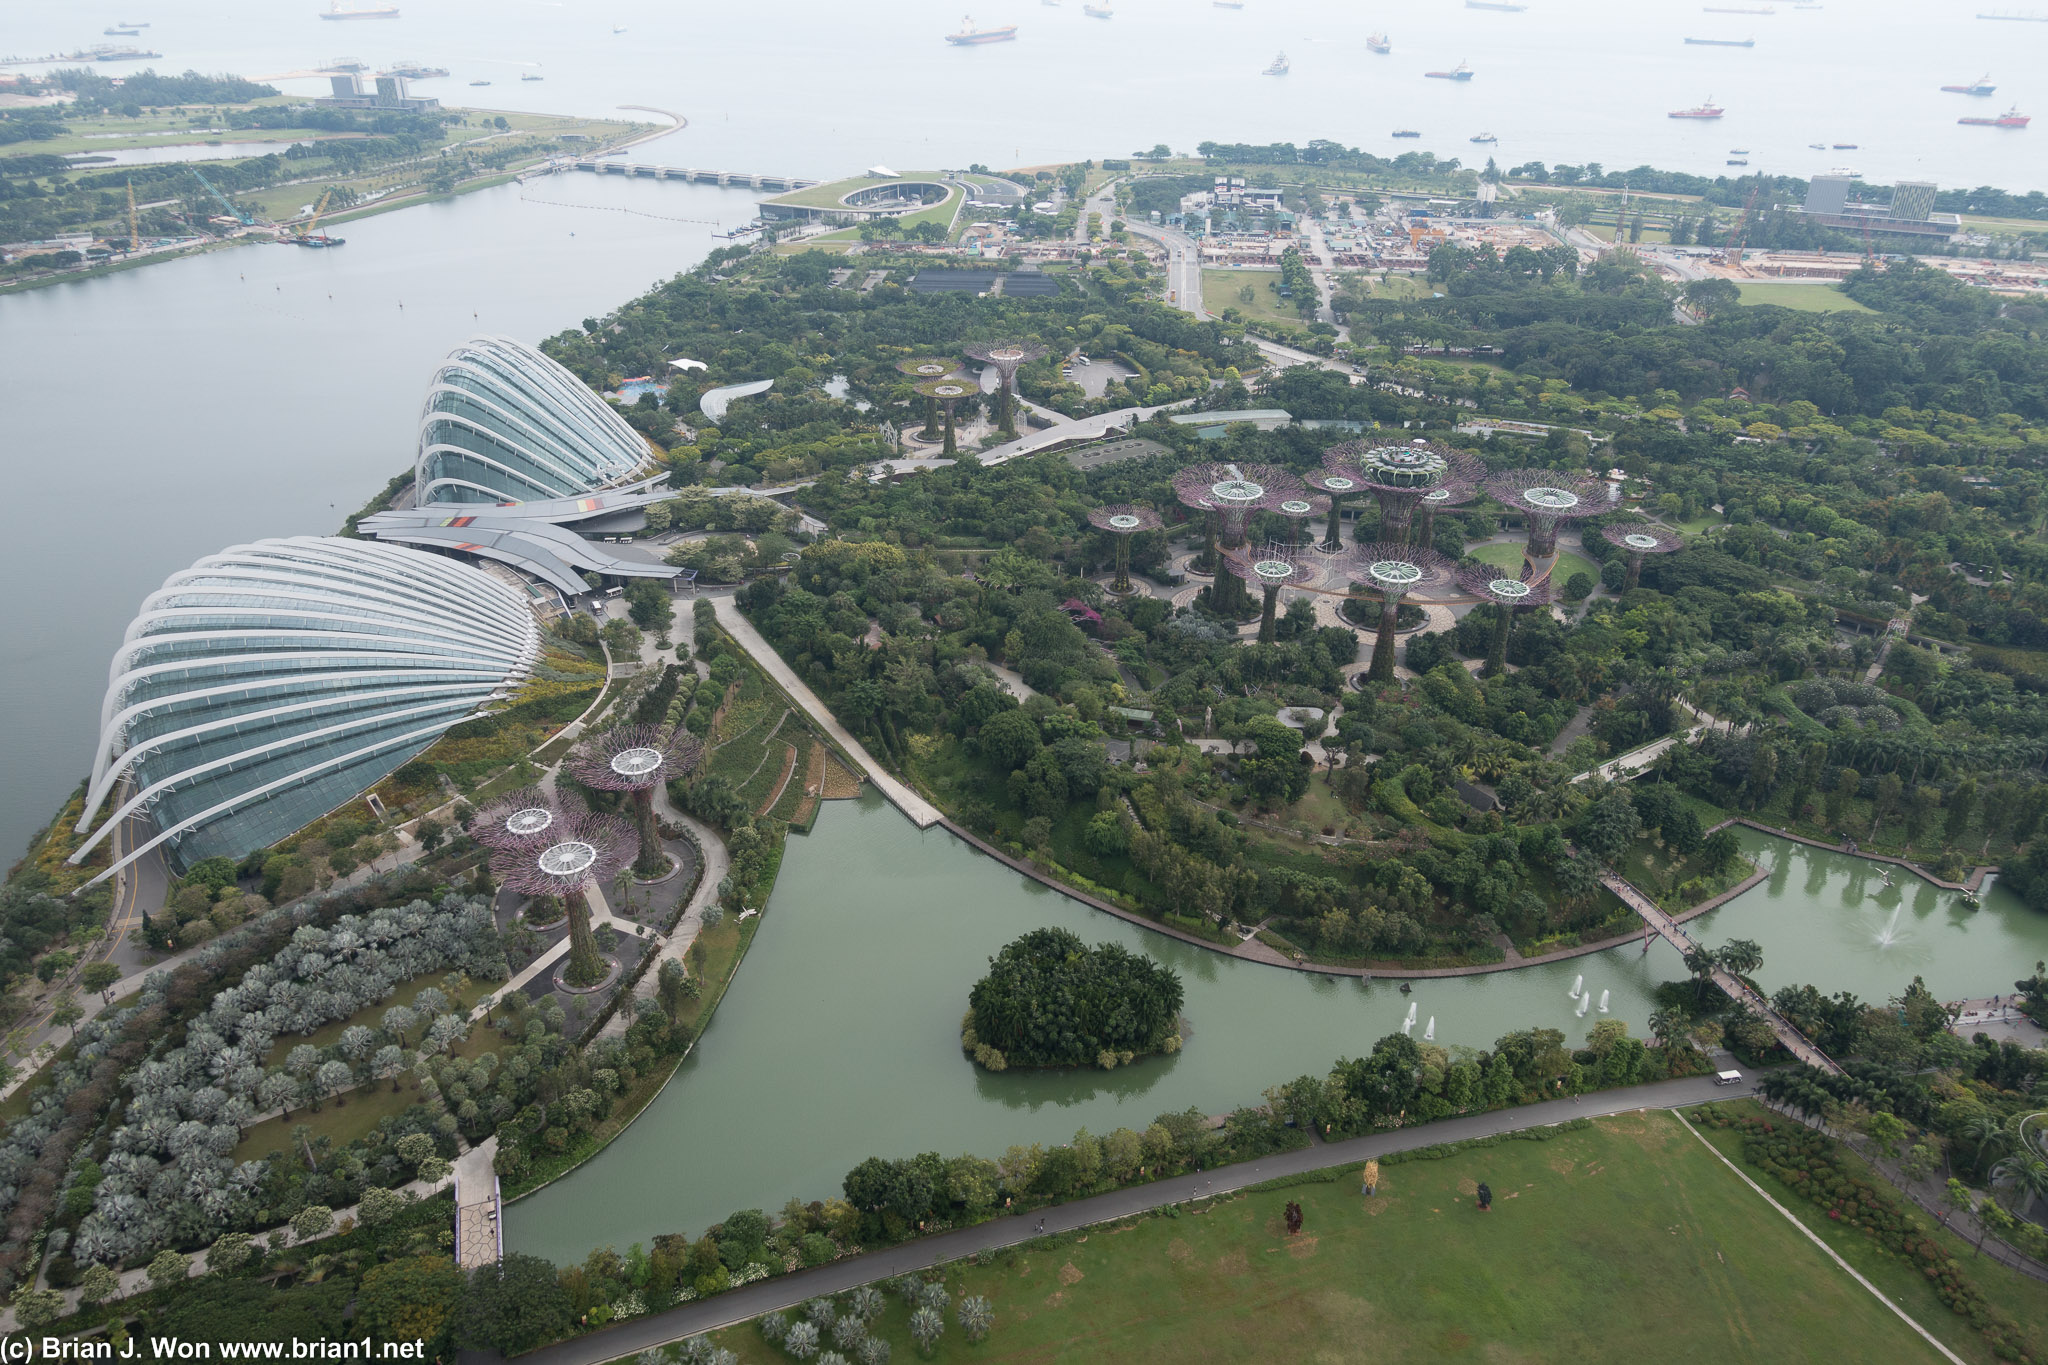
[1466, 542, 1525, 572]
[1735, 282, 1875, 314]
[1548, 550, 1601, 591]
[705, 1110, 1958, 1363]
[1201, 269, 1307, 328]
[1694, 1100, 2048, 1365]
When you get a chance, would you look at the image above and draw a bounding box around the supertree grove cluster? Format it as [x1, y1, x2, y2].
[468, 785, 559, 849]
[565, 723, 704, 878]
[1455, 561, 1557, 676]
[1482, 468, 1613, 558]
[1345, 542, 1452, 682]
[896, 356, 962, 441]
[1597, 520, 1685, 590]
[963, 341, 1047, 437]
[488, 804, 635, 987]
[1087, 503, 1164, 594]
[913, 377, 975, 455]
[1221, 541, 1321, 644]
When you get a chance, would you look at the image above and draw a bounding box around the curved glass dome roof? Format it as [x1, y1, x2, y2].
[72, 538, 541, 884]
[416, 334, 652, 505]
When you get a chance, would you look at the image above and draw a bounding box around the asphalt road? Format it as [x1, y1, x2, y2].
[489, 1073, 1753, 1365]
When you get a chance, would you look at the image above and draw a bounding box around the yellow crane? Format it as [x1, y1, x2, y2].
[286, 188, 347, 248]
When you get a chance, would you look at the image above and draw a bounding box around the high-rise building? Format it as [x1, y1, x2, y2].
[1891, 180, 1937, 223]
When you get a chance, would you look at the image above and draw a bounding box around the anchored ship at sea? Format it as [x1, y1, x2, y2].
[1959, 106, 2031, 126]
[1685, 35, 1755, 45]
[1424, 60, 1473, 80]
[1465, 1, 1526, 10]
[1263, 52, 1289, 75]
[945, 14, 1018, 43]
[1668, 97, 1725, 118]
[1367, 32, 1391, 52]
[1941, 73, 1997, 94]
[1083, 3, 1113, 15]
[384, 60, 447, 78]
[320, 1, 400, 18]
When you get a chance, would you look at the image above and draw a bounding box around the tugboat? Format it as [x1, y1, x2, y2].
[1424, 60, 1473, 79]
[1367, 31, 1391, 53]
[1263, 51, 1289, 75]
[1959, 106, 2031, 126]
[944, 14, 1019, 43]
[1469, 132, 1497, 143]
[1941, 73, 1997, 95]
[1667, 97, 1725, 118]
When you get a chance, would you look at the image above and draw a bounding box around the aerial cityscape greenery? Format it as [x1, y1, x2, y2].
[15, 47, 2048, 1354]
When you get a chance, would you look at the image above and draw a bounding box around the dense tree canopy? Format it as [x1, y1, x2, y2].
[967, 928, 1184, 1069]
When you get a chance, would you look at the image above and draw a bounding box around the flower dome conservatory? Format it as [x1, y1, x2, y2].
[71, 537, 542, 884]
[416, 335, 653, 505]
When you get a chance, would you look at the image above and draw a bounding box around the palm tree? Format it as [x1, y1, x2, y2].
[1992, 1150, 2048, 1218]
[1963, 1111, 2009, 1169]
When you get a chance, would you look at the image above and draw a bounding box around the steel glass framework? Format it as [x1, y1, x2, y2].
[491, 804, 633, 986]
[564, 723, 704, 877]
[1327, 440, 1484, 547]
[1416, 481, 1477, 554]
[72, 537, 541, 884]
[1172, 462, 1307, 614]
[963, 341, 1046, 437]
[1345, 542, 1451, 682]
[1483, 468, 1612, 558]
[417, 335, 653, 505]
[1221, 542, 1320, 644]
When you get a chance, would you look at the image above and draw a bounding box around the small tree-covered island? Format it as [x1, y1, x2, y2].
[962, 927, 1185, 1071]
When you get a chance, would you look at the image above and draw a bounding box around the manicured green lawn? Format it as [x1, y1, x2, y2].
[1736, 283, 1875, 314]
[706, 1111, 1955, 1363]
[1201, 269, 1305, 328]
[1466, 542, 1525, 571]
[1549, 550, 1601, 591]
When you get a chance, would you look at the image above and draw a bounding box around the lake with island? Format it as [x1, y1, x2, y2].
[503, 796, 2048, 1262]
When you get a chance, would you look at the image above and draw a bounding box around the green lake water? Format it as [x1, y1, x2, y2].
[504, 805, 2048, 1262]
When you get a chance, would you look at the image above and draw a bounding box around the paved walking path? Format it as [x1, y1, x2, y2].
[492, 1074, 1755, 1365]
[709, 597, 941, 828]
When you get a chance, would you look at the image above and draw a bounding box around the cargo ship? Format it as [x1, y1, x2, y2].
[1214, 1, 1244, 7]
[1465, 1, 1527, 10]
[1941, 74, 1996, 95]
[1959, 106, 2031, 126]
[1667, 98, 1725, 118]
[1392, 128, 1421, 138]
[1368, 31, 1391, 52]
[1685, 35, 1756, 45]
[945, 14, 1019, 42]
[1424, 60, 1473, 79]
[1083, 3, 1113, 15]
[1263, 52, 1290, 75]
[1470, 132, 1497, 143]
[103, 27, 140, 36]
[320, 1, 400, 17]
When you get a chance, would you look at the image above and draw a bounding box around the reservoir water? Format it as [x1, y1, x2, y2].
[504, 801, 2048, 1262]
[0, 174, 755, 862]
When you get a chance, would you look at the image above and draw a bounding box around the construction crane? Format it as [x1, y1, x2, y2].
[188, 165, 255, 228]
[125, 180, 139, 255]
[285, 188, 345, 247]
[1718, 181, 1763, 270]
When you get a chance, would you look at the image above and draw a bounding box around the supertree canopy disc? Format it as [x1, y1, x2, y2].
[1345, 542, 1452, 602]
[568, 724, 704, 793]
[963, 341, 1047, 378]
[1221, 542, 1320, 643]
[1482, 468, 1613, 556]
[1087, 504, 1165, 536]
[1171, 462, 1306, 535]
[914, 378, 976, 402]
[1597, 521, 1684, 557]
[895, 356, 962, 379]
[1455, 560, 1557, 608]
[469, 786, 561, 850]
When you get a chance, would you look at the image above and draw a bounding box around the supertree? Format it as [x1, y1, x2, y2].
[1327, 440, 1484, 547]
[1087, 503, 1164, 594]
[1345, 542, 1452, 683]
[1456, 561, 1556, 677]
[492, 806, 635, 987]
[896, 357, 961, 440]
[467, 786, 559, 850]
[1482, 468, 1612, 558]
[1272, 493, 1329, 550]
[963, 341, 1047, 438]
[1303, 468, 1361, 553]
[1415, 482, 1477, 555]
[913, 378, 975, 455]
[565, 724, 704, 878]
[1597, 520, 1684, 590]
[1221, 541, 1321, 644]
